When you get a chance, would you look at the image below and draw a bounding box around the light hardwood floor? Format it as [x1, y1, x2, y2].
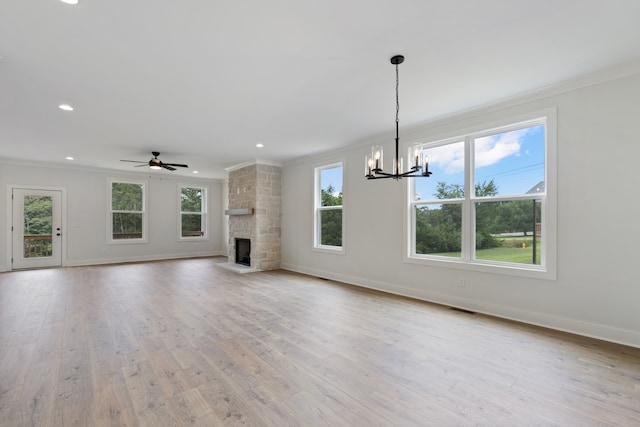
[1, 257, 639, 426]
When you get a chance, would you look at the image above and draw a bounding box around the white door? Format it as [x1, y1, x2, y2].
[12, 189, 63, 269]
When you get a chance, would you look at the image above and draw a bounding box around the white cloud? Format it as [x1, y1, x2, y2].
[431, 141, 465, 174]
[428, 128, 530, 175]
[475, 128, 528, 168]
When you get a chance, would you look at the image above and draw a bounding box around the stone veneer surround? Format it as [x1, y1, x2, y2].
[227, 163, 281, 270]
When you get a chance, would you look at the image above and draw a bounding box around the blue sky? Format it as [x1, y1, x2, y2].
[320, 165, 343, 195]
[320, 124, 544, 200]
[415, 124, 545, 200]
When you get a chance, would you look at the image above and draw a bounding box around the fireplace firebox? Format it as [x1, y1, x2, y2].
[235, 238, 251, 266]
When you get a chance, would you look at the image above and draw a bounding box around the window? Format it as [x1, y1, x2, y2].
[180, 185, 207, 239]
[109, 180, 146, 242]
[409, 111, 556, 278]
[314, 162, 344, 251]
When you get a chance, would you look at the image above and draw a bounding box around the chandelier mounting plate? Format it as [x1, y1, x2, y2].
[390, 55, 405, 65]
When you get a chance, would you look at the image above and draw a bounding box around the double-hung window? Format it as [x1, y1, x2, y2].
[109, 179, 146, 242]
[409, 111, 555, 278]
[180, 185, 207, 239]
[314, 162, 344, 252]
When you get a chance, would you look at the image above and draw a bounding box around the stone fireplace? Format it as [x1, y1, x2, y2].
[227, 162, 281, 271]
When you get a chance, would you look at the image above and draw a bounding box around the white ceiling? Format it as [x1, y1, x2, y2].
[1, 1, 639, 179]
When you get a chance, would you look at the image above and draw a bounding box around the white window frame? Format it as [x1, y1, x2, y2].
[107, 178, 148, 244]
[178, 184, 208, 240]
[405, 108, 557, 279]
[313, 161, 345, 254]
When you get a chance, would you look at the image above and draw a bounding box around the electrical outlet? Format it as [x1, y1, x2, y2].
[457, 278, 465, 287]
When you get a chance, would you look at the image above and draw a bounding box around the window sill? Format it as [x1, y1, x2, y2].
[405, 254, 556, 280]
[179, 236, 209, 242]
[107, 238, 148, 245]
[313, 245, 345, 255]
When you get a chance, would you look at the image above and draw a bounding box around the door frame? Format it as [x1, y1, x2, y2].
[6, 185, 67, 270]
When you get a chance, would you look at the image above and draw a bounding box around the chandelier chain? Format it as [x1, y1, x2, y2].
[395, 64, 400, 124]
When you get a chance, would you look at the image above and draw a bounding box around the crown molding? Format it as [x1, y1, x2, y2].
[225, 158, 283, 173]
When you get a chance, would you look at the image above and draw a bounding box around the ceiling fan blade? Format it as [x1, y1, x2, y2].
[121, 153, 187, 171]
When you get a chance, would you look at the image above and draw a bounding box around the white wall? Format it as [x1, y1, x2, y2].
[0, 164, 226, 270]
[281, 68, 640, 348]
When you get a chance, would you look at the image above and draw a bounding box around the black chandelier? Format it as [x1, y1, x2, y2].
[366, 55, 432, 180]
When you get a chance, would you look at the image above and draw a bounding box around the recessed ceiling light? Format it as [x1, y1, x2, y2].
[58, 104, 74, 111]
[192, 171, 199, 174]
[256, 143, 264, 148]
[60, 0, 79, 4]
[65, 156, 74, 160]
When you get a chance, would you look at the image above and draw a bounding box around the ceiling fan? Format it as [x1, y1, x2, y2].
[120, 151, 188, 171]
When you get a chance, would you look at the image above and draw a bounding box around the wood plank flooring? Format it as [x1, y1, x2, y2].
[1, 257, 639, 426]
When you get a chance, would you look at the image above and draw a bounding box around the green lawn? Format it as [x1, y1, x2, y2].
[431, 237, 542, 265]
[475, 245, 541, 264]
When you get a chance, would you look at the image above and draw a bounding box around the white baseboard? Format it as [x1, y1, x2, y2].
[63, 251, 224, 267]
[2, 252, 227, 272]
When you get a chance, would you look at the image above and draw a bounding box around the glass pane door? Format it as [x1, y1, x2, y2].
[12, 189, 62, 269]
[23, 195, 53, 258]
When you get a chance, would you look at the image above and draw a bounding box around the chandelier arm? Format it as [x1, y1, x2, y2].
[366, 171, 432, 180]
[370, 171, 395, 177]
[366, 164, 432, 180]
